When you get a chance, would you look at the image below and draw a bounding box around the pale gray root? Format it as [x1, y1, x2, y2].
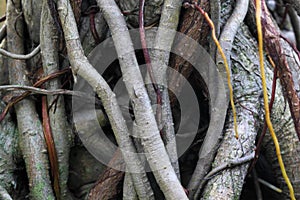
[187, 0, 247, 196]
[186, 24, 228, 200]
[0, 185, 12, 200]
[216, 0, 249, 101]
[123, 172, 138, 200]
[0, 45, 40, 60]
[200, 23, 265, 200]
[40, 1, 72, 199]
[94, 0, 188, 199]
[6, 0, 55, 199]
[257, 178, 283, 193]
[123, 122, 155, 200]
[189, 1, 252, 198]
[203, 152, 254, 181]
[147, 0, 182, 179]
[56, 1, 156, 199]
[73, 108, 115, 162]
[186, 80, 227, 195]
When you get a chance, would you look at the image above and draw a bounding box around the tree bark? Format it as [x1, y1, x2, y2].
[1, 0, 300, 199]
[6, 0, 55, 199]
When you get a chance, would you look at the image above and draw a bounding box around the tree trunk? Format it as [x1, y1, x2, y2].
[0, 0, 299, 199]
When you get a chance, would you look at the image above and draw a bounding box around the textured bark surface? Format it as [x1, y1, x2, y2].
[261, 70, 300, 199]
[21, 0, 42, 44]
[200, 0, 300, 199]
[0, 40, 8, 86]
[147, 0, 182, 179]
[40, 1, 72, 198]
[202, 23, 263, 200]
[6, 0, 55, 199]
[169, 0, 210, 105]
[262, 89, 300, 199]
[1, 0, 300, 199]
[96, 0, 188, 198]
[283, 0, 300, 15]
[0, 101, 18, 195]
[248, 0, 300, 141]
[215, 0, 249, 100]
[88, 150, 125, 200]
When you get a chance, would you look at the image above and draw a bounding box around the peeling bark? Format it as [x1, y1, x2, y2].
[248, 0, 300, 141]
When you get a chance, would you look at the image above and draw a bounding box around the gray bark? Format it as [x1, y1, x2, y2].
[201, 0, 300, 198]
[119, 0, 163, 28]
[202, 23, 263, 200]
[1, 0, 300, 199]
[283, 0, 300, 16]
[123, 123, 155, 199]
[79, 11, 108, 54]
[95, 0, 188, 199]
[0, 39, 8, 86]
[123, 172, 139, 200]
[216, 0, 249, 100]
[6, 0, 55, 199]
[147, 0, 182, 179]
[57, 0, 158, 199]
[21, 0, 42, 44]
[40, 1, 72, 198]
[0, 185, 12, 200]
[0, 101, 18, 197]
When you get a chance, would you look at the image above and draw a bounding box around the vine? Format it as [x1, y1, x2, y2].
[184, 1, 239, 139]
[255, 0, 295, 199]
